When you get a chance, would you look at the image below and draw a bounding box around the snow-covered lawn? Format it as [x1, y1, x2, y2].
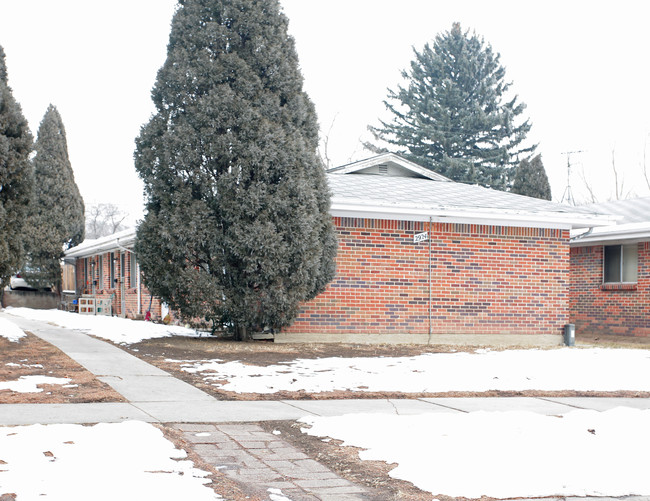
[169, 347, 650, 394]
[0, 318, 75, 395]
[0, 421, 221, 501]
[4, 307, 201, 344]
[4, 307, 650, 395]
[3, 308, 650, 498]
[0, 375, 71, 393]
[0, 316, 26, 342]
[301, 408, 650, 498]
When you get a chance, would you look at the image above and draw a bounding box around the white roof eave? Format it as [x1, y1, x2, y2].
[64, 230, 136, 260]
[330, 198, 616, 230]
[570, 222, 650, 246]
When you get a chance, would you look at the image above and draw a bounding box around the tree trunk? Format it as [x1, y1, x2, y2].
[235, 324, 249, 342]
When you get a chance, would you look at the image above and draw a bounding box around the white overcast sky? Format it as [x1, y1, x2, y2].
[1, 0, 649, 225]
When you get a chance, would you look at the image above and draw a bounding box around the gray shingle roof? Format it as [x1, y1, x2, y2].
[326, 153, 614, 228]
[581, 197, 650, 224]
[328, 173, 604, 219]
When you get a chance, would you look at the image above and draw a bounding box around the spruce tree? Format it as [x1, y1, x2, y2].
[367, 23, 535, 191]
[511, 154, 552, 201]
[24, 105, 85, 291]
[0, 45, 33, 290]
[135, 0, 337, 339]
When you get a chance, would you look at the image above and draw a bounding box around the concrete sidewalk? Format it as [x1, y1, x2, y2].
[3, 312, 650, 426]
[3, 396, 650, 426]
[3, 312, 650, 501]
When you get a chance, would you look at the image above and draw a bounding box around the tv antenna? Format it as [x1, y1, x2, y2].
[560, 150, 584, 205]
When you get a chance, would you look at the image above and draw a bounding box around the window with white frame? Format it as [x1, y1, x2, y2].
[603, 244, 638, 283]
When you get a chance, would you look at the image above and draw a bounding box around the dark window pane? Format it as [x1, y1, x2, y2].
[604, 245, 621, 283]
[110, 252, 115, 287]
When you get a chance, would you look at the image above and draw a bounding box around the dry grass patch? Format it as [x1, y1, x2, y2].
[0, 332, 125, 404]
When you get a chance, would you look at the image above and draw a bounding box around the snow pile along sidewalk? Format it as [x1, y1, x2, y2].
[301, 408, 650, 498]
[0, 421, 222, 500]
[4, 307, 202, 344]
[0, 375, 71, 393]
[169, 347, 650, 394]
[0, 317, 26, 342]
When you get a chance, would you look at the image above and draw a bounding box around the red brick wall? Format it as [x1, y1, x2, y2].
[283, 218, 570, 337]
[570, 242, 650, 337]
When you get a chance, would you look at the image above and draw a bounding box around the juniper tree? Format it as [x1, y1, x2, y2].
[367, 23, 535, 191]
[135, 0, 337, 339]
[0, 45, 33, 290]
[22, 105, 84, 290]
[511, 154, 552, 201]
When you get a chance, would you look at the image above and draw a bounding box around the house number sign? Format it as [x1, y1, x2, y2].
[413, 231, 429, 243]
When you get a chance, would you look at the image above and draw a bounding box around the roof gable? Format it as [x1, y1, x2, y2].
[328, 153, 451, 182]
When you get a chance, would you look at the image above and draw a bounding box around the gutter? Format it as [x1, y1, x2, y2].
[569, 221, 650, 247]
[330, 201, 614, 230]
[570, 227, 594, 242]
[64, 230, 136, 259]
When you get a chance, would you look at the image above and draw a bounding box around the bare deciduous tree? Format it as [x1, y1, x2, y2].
[579, 165, 598, 204]
[643, 133, 650, 188]
[610, 148, 630, 200]
[85, 203, 129, 239]
[318, 114, 338, 170]
[577, 148, 634, 204]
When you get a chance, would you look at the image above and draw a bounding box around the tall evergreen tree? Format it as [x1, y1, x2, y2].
[511, 154, 552, 201]
[24, 105, 85, 291]
[366, 23, 535, 191]
[0, 45, 33, 290]
[135, 0, 337, 339]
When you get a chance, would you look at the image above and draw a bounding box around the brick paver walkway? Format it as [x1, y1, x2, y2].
[173, 423, 372, 501]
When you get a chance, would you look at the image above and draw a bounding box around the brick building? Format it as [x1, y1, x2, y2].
[64, 153, 610, 344]
[64, 229, 167, 320]
[570, 197, 650, 338]
[279, 154, 609, 345]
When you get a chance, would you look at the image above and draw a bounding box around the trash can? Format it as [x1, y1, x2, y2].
[564, 324, 575, 347]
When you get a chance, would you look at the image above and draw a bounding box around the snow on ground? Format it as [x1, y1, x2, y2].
[267, 488, 293, 501]
[0, 316, 26, 342]
[0, 421, 222, 501]
[301, 408, 650, 498]
[169, 347, 650, 394]
[0, 375, 71, 393]
[4, 307, 202, 344]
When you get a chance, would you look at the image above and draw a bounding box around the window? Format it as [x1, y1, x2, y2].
[109, 252, 115, 288]
[120, 253, 126, 283]
[130, 254, 137, 288]
[604, 244, 638, 283]
[98, 256, 103, 289]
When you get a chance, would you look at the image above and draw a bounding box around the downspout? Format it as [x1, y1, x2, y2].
[115, 238, 134, 254]
[428, 217, 432, 345]
[570, 227, 594, 242]
[136, 262, 141, 316]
